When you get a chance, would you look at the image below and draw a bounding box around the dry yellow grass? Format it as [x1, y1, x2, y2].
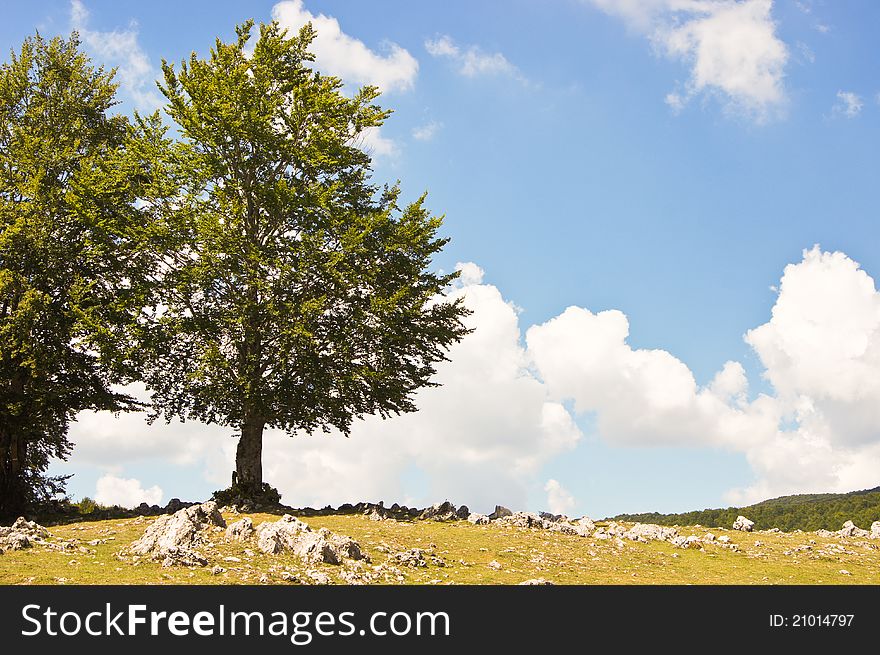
[2, 512, 879, 585]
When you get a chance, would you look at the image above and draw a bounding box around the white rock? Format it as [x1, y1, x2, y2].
[256, 515, 367, 564]
[466, 513, 490, 525]
[732, 516, 754, 532]
[225, 517, 255, 541]
[838, 520, 870, 539]
[129, 501, 225, 566]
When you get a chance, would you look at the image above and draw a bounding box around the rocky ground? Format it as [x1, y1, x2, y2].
[2, 502, 880, 585]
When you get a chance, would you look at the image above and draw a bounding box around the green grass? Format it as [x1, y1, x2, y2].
[3, 512, 880, 585]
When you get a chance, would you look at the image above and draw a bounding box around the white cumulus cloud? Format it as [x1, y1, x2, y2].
[70, 1, 163, 112]
[272, 0, 418, 93]
[586, 0, 789, 121]
[412, 120, 442, 142]
[528, 245, 880, 505]
[544, 479, 577, 516]
[94, 474, 163, 508]
[425, 35, 524, 82]
[833, 91, 863, 118]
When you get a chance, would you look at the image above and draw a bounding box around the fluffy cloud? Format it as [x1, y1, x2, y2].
[272, 0, 418, 93]
[67, 246, 880, 511]
[544, 479, 577, 516]
[587, 0, 789, 121]
[425, 35, 524, 82]
[528, 245, 880, 504]
[70, 1, 163, 112]
[412, 120, 443, 142]
[69, 264, 582, 512]
[94, 474, 163, 508]
[527, 307, 766, 448]
[833, 91, 863, 118]
[729, 247, 880, 501]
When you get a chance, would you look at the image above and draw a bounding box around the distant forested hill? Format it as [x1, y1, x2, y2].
[610, 486, 880, 532]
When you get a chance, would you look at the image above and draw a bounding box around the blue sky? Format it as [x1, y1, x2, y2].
[6, 1, 880, 517]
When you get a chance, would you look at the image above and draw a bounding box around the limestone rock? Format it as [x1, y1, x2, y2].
[574, 517, 595, 536]
[256, 515, 314, 554]
[256, 515, 367, 565]
[733, 516, 754, 532]
[496, 512, 548, 529]
[0, 517, 51, 551]
[838, 520, 870, 538]
[488, 505, 513, 520]
[622, 523, 679, 544]
[129, 501, 225, 566]
[467, 513, 490, 525]
[420, 501, 458, 521]
[871, 521, 880, 539]
[394, 548, 428, 568]
[225, 517, 255, 541]
[519, 578, 554, 585]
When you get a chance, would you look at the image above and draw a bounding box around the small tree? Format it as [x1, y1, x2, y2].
[0, 33, 159, 517]
[143, 21, 469, 498]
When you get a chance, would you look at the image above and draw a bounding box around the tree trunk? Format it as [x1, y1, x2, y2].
[235, 415, 265, 492]
[0, 425, 26, 519]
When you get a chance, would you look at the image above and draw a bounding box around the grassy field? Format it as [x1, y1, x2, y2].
[2, 511, 880, 585]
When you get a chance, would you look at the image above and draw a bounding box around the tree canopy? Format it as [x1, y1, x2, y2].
[0, 33, 160, 517]
[137, 21, 470, 495]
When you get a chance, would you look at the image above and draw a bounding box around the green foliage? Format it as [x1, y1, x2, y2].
[136, 21, 470, 489]
[612, 486, 880, 531]
[0, 33, 162, 517]
[75, 496, 99, 515]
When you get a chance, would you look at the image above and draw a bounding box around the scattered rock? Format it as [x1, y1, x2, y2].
[256, 515, 368, 565]
[455, 505, 470, 520]
[307, 570, 331, 585]
[838, 521, 870, 539]
[164, 498, 186, 514]
[256, 515, 311, 554]
[622, 523, 679, 544]
[211, 565, 225, 575]
[394, 548, 428, 568]
[519, 578, 554, 585]
[0, 517, 51, 551]
[839, 569, 851, 576]
[575, 517, 595, 536]
[489, 505, 513, 520]
[488, 560, 502, 570]
[496, 512, 547, 529]
[872, 522, 880, 539]
[467, 513, 490, 525]
[225, 517, 255, 541]
[717, 535, 731, 544]
[733, 516, 754, 532]
[129, 501, 225, 567]
[420, 501, 459, 521]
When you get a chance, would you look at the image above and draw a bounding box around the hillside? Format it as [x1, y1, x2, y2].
[3, 504, 880, 585]
[611, 486, 880, 532]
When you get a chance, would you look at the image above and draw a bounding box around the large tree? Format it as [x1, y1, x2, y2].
[143, 21, 469, 497]
[0, 33, 160, 517]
